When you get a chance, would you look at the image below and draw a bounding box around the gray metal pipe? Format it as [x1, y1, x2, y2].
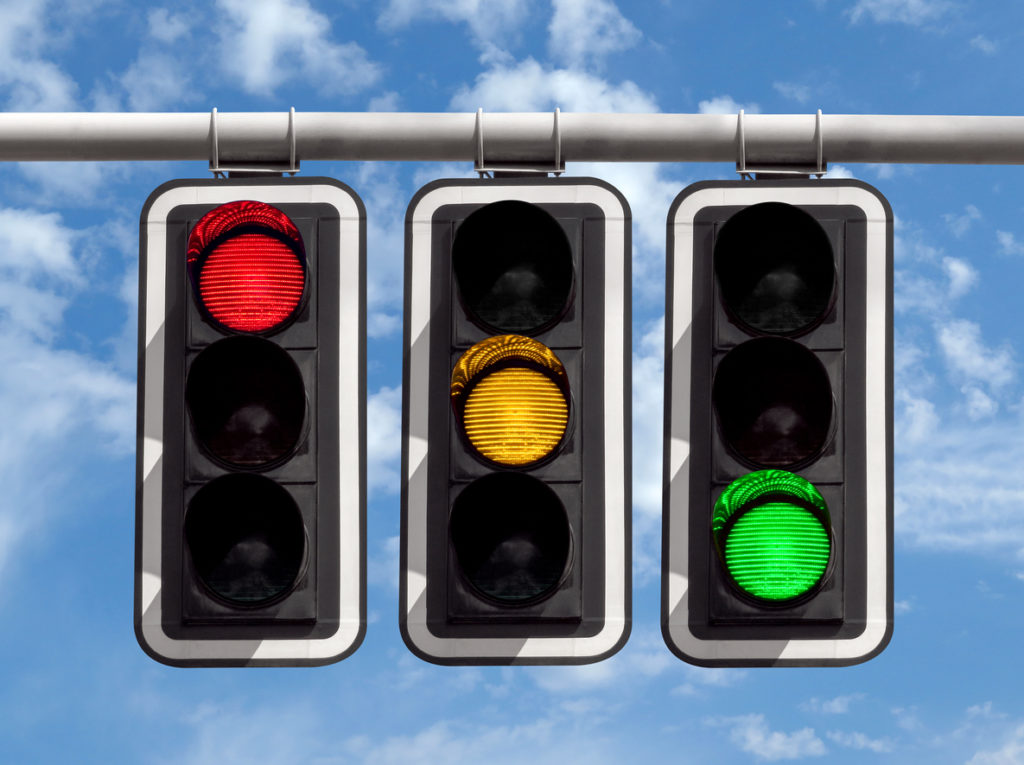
[1, 111, 1023, 166]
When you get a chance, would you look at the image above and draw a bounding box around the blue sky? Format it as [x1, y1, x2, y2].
[3, 0, 1024, 762]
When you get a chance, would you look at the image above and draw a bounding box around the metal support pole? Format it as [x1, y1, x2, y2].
[2, 111, 1024, 166]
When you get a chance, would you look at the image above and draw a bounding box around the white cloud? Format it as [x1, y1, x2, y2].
[996, 230, 1024, 256]
[378, 0, 530, 59]
[892, 231, 1011, 422]
[968, 725, 1024, 765]
[894, 416, 1024, 553]
[896, 390, 939, 443]
[698, 95, 760, 114]
[367, 385, 402, 497]
[824, 164, 855, 179]
[0, 514, 22, 585]
[529, 629, 676, 695]
[672, 666, 747, 696]
[216, 0, 382, 96]
[529, 659, 620, 694]
[853, 220, 1024, 557]
[937, 319, 1014, 390]
[14, 162, 131, 208]
[355, 162, 407, 338]
[970, 34, 999, 55]
[117, 51, 197, 111]
[801, 694, 866, 715]
[368, 534, 400, 591]
[90, 4, 202, 111]
[945, 204, 982, 237]
[773, 81, 812, 103]
[0, 207, 135, 583]
[875, 163, 896, 179]
[846, 0, 952, 25]
[157, 701, 326, 765]
[368, 313, 401, 339]
[894, 244, 971, 315]
[706, 715, 826, 761]
[160, 692, 625, 765]
[934, 318, 1013, 419]
[631, 316, 664, 585]
[548, 0, 642, 69]
[148, 7, 190, 43]
[962, 385, 998, 420]
[450, 57, 659, 113]
[943, 256, 978, 298]
[0, 208, 81, 295]
[826, 730, 894, 753]
[0, 0, 78, 110]
[347, 717, 623, 765]
[369, 91, 401, 112]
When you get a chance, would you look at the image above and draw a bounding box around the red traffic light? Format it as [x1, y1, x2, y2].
[187, 200, 306, 334]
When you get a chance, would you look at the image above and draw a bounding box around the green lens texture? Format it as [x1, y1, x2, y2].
[714, 470, 831, 602]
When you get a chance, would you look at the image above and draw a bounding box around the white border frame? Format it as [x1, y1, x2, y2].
[664, 182, 892, 665]
[402, 181, 629, 662]
[137, 181, 364, 665]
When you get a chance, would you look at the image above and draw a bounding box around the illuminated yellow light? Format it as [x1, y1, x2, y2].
[452, 335, 570, 466]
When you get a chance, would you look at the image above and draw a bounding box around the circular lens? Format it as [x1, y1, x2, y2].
[713, 470, 832, 603]
[187, 200, 306, 334]
[452, 200, 573, 334]
[713, 337, 832, 468]
[450, 472, 571, 604]
[185, 474, 306, 606]
[186, 336, 306, 467]
[714, 202, 835, 336]
[451, 335, 569, 466]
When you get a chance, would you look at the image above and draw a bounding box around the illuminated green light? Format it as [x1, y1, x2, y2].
[713, 470, 832, 603]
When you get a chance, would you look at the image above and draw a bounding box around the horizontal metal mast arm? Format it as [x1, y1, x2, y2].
[1, 111, 1024, 165]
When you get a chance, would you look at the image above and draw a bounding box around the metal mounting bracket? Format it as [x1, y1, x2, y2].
[475, 107, 566, 177]
[209, 107, 300, 177]
[736, 109, 827, 179]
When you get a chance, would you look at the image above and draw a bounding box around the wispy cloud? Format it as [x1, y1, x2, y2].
[0, 207, 134, 583]
[450, 57, 659, 112]
[698, 95, 760, 114]
[0, 0, 79, 110]
[970, 35, 999, 55]
[379, 0, 531, 62]
[773, 81, 812, 103]
[826, 730, 894, 753]
[216, 0, 382, 96]
[367, 385, 402, 497]
[846, 0, 953, 26]
[801, 694, 866, 715]
[945, 204, 982, 237]
[705, 714, 826, 761]
[548, 0, 642, 70]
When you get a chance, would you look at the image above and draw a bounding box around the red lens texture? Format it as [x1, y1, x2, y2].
[188, 201, 306, 333]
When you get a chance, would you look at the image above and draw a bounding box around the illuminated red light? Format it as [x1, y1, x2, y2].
[187, 201, 306, 333]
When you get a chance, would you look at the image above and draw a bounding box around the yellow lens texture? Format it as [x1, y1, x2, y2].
[452, 335, 569, 465]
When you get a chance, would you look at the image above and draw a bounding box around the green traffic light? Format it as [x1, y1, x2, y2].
[713, 470, 832, 603]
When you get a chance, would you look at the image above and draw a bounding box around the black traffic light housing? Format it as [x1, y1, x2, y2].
[400, 178, 631, 665]
[662, 179, 893, 667]
[135, 177, 366, 667]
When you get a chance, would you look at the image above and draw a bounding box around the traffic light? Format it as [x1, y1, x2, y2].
[400, 178, 631, 665]
[135, 177, 366, 667]
[662, 179, 893, 667]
